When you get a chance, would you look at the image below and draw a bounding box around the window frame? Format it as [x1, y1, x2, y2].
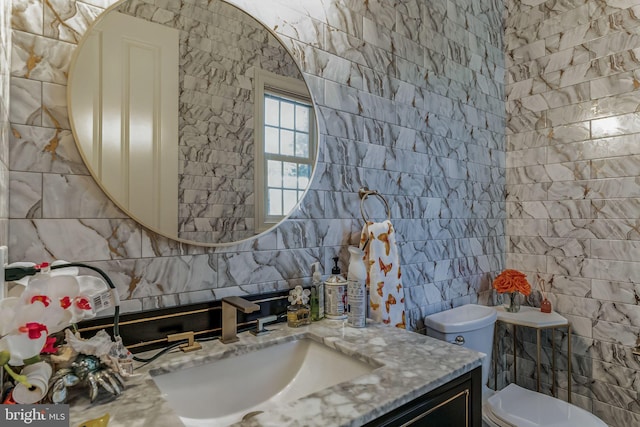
[254, 68, 316, 232]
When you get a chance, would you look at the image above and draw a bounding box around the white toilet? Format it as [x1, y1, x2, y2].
[425, 304, 607, 427]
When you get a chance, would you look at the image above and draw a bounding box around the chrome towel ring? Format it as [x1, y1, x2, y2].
[358, 187, 391, 223]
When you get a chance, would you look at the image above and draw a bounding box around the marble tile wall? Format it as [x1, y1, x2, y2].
[8, 0, 506, 333]
[506, 1, 640, 426]
[0, 0, 10, 246]
[116, 0, 304, 243]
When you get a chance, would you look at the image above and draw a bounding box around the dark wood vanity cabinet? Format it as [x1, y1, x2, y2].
[365, 366, 482, 427]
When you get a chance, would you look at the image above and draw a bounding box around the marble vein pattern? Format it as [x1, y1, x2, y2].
[8, 0, 507, 378]
[0, 0, 11, 242]
[68, 321, 484, 427]
[506, 0, 640, 425]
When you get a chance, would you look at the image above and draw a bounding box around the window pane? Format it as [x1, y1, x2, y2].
[283, 190, 297, 213]
[298, 164, 310, 188]
[267, 160, 282, 187]
[282, 162, 297, 188]
[268, 189, 282, 216]
[295, 105, 309, 131]
[265, 98, 280, 126]
[280, 101, 295, 129]
[295, 132, 309, 157]
[281, 130, 294, 156]
[265, 127, 279, 154]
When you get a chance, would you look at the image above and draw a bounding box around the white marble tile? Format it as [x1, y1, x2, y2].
[510, 236, 589, 258]
[591, 239, 640, 262]
[590, 70, 640, 100]
[42, 81, 68, 129]
[44, 0, 103, 43]
[79, 0, 120, 8]
[9, 218, 142, 262]
[42, 173, 127, 218]
[592, 198, 640, 219]
[11, 30, 75, 84]
[10, 124, 88, 173]
[9, 170, 41, 218]
[9, 76, 41, 125]
[506, 218, 547, 236]
[11, 0, 44, 35]
[594, 400, 640, 427]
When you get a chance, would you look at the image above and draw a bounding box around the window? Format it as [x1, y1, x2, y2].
[255, 69, 316, 231]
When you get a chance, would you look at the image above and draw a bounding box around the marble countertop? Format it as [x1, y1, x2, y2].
[68, 319, 483, 427]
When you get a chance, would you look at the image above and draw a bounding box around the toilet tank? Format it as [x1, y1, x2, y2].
[425, 304, 497, 386]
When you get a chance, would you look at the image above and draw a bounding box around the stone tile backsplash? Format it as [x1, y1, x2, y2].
[506, 1, 640, 426]
[9, 0, 506, 334]
[10, 0, 640, 425]
[0, 0, 10, 244]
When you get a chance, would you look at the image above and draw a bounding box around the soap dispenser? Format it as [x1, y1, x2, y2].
[347, 246, 366, 328]
[324, 257, 347, 319]
[310, 262, 324, 321]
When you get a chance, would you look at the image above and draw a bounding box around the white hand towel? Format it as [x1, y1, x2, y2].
[360, 220, 406, 328]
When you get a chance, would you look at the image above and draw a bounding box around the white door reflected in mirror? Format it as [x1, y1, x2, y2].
[71, 12, 179, 235]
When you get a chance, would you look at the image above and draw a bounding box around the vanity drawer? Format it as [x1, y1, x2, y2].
[364, 366, 481, 427]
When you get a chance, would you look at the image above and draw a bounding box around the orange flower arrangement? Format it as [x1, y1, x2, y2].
[492, 269, 531, 296]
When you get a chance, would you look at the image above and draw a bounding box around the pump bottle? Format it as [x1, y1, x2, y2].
[310, 262, 324, 321]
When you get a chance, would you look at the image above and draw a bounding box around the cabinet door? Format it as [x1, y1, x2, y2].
[365, 366, 481, 427]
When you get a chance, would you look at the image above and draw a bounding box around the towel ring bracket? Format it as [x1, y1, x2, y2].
[358, 187, 391, 223]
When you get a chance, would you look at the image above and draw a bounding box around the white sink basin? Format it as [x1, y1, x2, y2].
[150, 338, 378, 426]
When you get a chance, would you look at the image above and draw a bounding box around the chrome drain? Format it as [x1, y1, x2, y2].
[242, 411, 264, 421]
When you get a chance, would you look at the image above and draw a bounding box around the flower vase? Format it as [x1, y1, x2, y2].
[505, 292, 521, 313]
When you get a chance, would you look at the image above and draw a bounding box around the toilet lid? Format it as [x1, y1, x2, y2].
[486, 384, 607, 427]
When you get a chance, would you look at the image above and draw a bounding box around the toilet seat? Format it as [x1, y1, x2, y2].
[483, 384, 607, 427]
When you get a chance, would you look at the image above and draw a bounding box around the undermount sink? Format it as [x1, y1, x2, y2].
[150, 337, 379, 427]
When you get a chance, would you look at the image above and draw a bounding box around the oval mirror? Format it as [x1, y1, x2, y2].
[68, 0, 318, 246]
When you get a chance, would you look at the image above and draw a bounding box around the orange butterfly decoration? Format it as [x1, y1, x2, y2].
[387, 222, 393, 234]
[377, 232, 391, 256]
[359, 231, 368, 247]
[397, 265, 402, 279]
[366, 259, 375, 285]
[383, 318, 391, 324]
[376, 282, 384, 297]
[396, 283, 403, 293]
[385, 294, 396, 313]
[370, 301, 380, 311]
[379, 258, 392, 276]
[395, 312, 406, 329]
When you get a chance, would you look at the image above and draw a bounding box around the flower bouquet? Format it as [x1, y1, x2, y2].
[493, 269, 531, 313]
[0, 262, 122, 403]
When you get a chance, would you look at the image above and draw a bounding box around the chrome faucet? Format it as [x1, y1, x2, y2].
[220, 296, 260, 344]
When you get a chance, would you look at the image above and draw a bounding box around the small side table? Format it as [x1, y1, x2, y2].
[493, 306, 572, 402]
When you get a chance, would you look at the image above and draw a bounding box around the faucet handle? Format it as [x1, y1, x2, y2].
[250, 315, 278, 336]
[167, 331, 202, 352]
[222, 296, 260, 313]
